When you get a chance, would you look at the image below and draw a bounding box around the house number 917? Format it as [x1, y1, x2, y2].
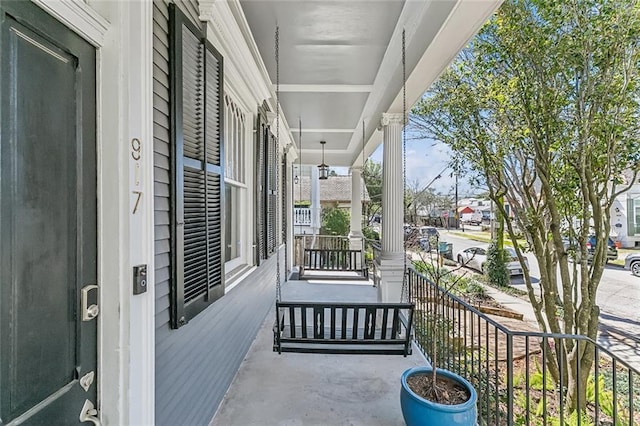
[131, 138, 143, 214]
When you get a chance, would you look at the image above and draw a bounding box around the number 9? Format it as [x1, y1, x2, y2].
[131, 138, 141, 161]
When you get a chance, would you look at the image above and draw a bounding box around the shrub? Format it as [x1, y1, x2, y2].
[321, 207, 350, 236]
[362, 225, 380, 240]
[485, 242, 509, 287]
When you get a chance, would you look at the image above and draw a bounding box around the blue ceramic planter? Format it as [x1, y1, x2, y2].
[400, 366, 477, 426]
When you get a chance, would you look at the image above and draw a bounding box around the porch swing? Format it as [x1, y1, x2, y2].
[271, 27, 415, 356]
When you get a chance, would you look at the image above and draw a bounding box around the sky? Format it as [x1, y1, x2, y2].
[368, 137, 475, 197]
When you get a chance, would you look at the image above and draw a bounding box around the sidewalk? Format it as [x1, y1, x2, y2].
[480, 282, 640, 372]
[480, 285, 540, 328]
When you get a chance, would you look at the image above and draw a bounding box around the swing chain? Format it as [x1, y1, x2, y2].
[275, 26, 282, 302]
[400, 28, 410, 304]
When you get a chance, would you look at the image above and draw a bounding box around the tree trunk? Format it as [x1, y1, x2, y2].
[565, 340, 596, 414]
[496, 195, 504, 251]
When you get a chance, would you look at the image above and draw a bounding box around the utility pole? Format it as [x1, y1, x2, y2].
[454, 171, 459, 229]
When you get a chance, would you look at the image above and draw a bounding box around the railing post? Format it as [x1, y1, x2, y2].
[507, 333, 514, 426]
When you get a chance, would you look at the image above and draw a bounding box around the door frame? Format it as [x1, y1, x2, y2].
[29, 1, 156, 424]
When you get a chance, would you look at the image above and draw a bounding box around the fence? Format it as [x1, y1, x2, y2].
[407, 267, 640, 425]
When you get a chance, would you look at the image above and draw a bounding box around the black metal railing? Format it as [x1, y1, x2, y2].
[365, 238, 382, 287]
[407, 267, 640, 425]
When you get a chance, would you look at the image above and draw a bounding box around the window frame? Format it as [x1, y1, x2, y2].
[223, 95, 248, 269]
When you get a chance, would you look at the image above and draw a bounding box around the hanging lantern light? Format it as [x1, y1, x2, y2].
[318, 140, 329, 180]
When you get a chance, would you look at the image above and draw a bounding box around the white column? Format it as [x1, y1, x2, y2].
[377, 112, 406, 302]
[380, 113, 405, 259]
[349, 167, 363, 251]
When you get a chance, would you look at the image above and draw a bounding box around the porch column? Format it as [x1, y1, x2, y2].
[348, 166, 364, 251]
[377, 112, 405, 303]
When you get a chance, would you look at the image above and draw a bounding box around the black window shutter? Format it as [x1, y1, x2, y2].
[266, 130, 277, 255]
[169, 5, 224, 328]
[204, 45, 224, 302]
[256, 115, 267, 261]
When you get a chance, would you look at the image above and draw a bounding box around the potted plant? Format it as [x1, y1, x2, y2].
[400, 235, 478, 425]
[400, 366, 477, 426]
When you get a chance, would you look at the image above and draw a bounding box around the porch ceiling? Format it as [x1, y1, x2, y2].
[239, 0, 502, 167]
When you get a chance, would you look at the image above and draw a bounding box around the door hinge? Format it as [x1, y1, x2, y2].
[79, 400, 101, 425]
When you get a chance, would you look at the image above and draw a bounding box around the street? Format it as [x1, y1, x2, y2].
[438, 229, 640, 369]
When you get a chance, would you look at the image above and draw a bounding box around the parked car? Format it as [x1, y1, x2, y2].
[418, 237, 432, 251]
[419, 226, 439, 238]
[564, 235, 618, 263]
[456, 245, 528, 276]
[624, 253, 640, 277]
[414, 227, 439, 251]
[587, 235, 618, 262]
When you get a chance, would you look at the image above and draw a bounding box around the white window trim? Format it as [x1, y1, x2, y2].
[223, 93, 250, 270]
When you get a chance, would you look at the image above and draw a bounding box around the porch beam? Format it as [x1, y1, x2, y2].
[276, 84, 373, 93]
[289, 128, 355, 133]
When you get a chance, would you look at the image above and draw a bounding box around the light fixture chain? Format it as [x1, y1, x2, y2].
[362, 120, 366, 231]
[298, 117, 302, 204]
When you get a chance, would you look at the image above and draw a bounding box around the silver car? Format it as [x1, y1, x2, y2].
[456, 245, 528, 276]
[624, 253, 640, 277]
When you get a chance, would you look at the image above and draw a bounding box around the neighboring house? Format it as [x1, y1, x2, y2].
[0, 1, 500, 424]
[612, 171, 640, 248]
[293, 175, 370, 234]
[294, 175, 370, 208]
[457, 205, 482, 224]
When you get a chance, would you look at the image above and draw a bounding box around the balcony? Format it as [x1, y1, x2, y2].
[294, 207, 312, 226]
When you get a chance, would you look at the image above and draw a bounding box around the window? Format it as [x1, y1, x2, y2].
[224, 96, 246, 266]
[224, 95, 245, 184]
[628, 197, 640, 235]
[169, 5, 224, 328]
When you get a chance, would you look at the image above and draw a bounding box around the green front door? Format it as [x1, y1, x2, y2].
[0, 1, 98, 424]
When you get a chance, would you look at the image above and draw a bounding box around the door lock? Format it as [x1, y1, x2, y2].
[133, 264, 147, 295]
[81, 285, 99, 321]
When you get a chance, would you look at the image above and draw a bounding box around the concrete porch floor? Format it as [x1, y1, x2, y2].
[210, 279, 426, 426]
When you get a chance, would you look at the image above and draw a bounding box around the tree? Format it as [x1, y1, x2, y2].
[362, 161, 382, 225]
[412, 0, 640, 415]
[406, 179, 438, 224]
[321, 207, 350, 236]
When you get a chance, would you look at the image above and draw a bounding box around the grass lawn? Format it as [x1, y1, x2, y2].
[450, 231, 640, 268]
[611, 247, 638, 267]
[449, 231, 527, 249]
